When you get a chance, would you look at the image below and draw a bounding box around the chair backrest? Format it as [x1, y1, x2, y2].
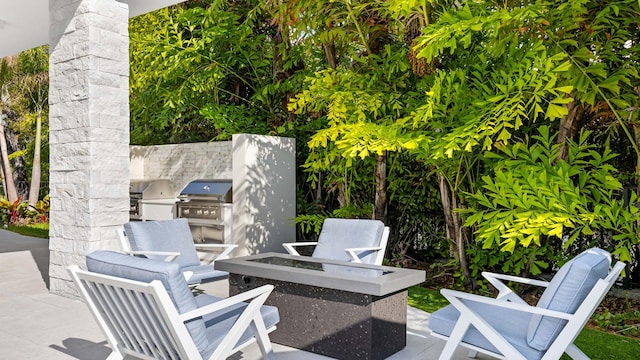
[80, 250, 211, 359]
[527, 247, 612, 351]
[124, 219, 200, 268]
[312, 218, 387, 265]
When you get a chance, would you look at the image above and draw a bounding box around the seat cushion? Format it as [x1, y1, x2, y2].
[527, 247, 611, 351]
[428, 301, 545, 360]
[312, 218, 385, 264]
[124, 218, 201, 268]
[182, 264, 230, 284]
[86, 250, 210, 356]
[195, 294, 280, 358]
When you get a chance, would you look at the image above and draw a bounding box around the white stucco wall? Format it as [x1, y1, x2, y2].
[232, 134, 296, 256]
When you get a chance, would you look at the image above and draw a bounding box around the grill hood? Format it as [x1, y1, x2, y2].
[129, 179, 174, 199]
[179, 179, 232, 202]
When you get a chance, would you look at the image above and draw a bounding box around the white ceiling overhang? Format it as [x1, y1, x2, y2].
[0, 0, 187, 58]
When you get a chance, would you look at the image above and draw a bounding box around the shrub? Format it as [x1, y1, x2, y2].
[0, 195, 49, 226]
[464, 126, 640, 269]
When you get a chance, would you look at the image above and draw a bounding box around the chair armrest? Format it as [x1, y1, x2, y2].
[282, 242, 318, 256]
[183, 271, 194, 281]
[440, 288, 573, 321]
[125, 250, 180, 262]
[117, 228, 130, 252]
[482, 271, 549, 303]
[193, 244, 238, 261]
[179, 285, 275, 321]
[344, 246, 384, 263]
[482, 271, 550, 287]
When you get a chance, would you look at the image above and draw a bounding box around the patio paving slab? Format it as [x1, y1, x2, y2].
[0, 229, 494, 360]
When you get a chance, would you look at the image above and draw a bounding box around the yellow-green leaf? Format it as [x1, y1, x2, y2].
[553, 61, 572, 72]
[545, 103, 568, 120]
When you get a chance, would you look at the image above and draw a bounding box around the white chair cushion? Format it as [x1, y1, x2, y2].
[124, 218, 200, 268]
[527, 247, 611, 350]
[312, 218, 384, 264]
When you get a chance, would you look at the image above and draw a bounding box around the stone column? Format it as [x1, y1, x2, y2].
[48, 0, 130, 298]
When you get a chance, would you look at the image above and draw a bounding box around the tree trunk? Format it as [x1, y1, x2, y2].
[28, 111, 42, 208]
[0, 158, 6, 199]
[557, 101, 583, 162]
[632, 117, 640, 288]
[324, 42, 337, 69]
[0, 119, 17, 203]
[5, 115, 29, 199]
[438, 173, 473, 288]
[634, 87, 640, 197]
[373, 153, 387, 221]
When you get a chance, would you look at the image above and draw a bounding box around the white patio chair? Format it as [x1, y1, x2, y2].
[68, 250, 279, 360]
[118, 218, 237, 285]
[428, 247, 626, 360]
[283, 218, 390, 265]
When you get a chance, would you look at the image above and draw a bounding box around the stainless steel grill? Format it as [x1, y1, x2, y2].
[129, 180, 175, 221]
[176, 179, 233, 243]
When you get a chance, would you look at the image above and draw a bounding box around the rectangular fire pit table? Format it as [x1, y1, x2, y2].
[215, 252, 425, 360]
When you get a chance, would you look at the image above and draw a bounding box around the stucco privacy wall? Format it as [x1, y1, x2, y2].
[130, 142, 233, 196]
[49, 0, 130, 298]
[232, 134, 296, 256]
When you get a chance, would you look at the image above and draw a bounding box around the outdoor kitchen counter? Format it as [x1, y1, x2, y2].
[215, 252, 426, 360]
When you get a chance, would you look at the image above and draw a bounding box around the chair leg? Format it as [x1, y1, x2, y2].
[439, 320, 471, 360]
[564, 343, 589, 360]
[250, 316, 275, 360]
[105, 352, 124, 360]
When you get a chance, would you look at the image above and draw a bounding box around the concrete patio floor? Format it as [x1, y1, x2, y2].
[0, 229, 495, 360]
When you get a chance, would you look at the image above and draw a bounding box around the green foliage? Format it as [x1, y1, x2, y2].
[386, 152, 449, 260]
[407, 286, 449, 314]
[595, 311, 640, 337]
[0, 195, 49, 225]
[13, 46, 49, 114]
[290, 48, 421, 161]
[294, 205, 376, 239]
[403, 0, 640, 165]
[129, 2, 283, 144]
[466, 242, 554, 280]
[294, 214, 327, 237]
[464, 126, 639, 262]
[567, 328, 640, 359]
[405, 2, 586, 161]
[290, 46, 423, 219]
[6, 223, 49, 239]
[124, 0, 640, 275]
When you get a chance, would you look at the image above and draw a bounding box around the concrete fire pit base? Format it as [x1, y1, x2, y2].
[229, 275, 408, 360]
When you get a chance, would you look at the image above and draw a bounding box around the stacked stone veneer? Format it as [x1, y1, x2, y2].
[48, 0, 130, 298]
[130, 142, 233, 197]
